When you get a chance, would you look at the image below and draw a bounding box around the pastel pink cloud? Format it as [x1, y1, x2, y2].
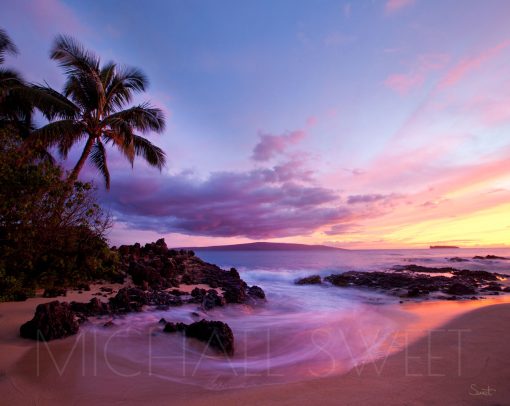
[384, 73, 424, 94]
[23, 0, 86, 38]
[305, 116, 318, 127]
[440, 39, 510, 88]
[252, 130, 305, 161]
[481, 101, 510, 125]
[385, 0, 416, 13]
[384, 53, 449, 94]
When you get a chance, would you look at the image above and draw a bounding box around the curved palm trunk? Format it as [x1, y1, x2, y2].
[66, 135, 95, 188]
[52, 136, 95, 223]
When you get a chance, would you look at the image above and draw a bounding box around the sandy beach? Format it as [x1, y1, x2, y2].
[1, 292, 509, 406]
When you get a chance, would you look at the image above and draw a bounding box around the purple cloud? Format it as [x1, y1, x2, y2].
[324, 223, 361, 235]
[251, 130, 305, 161]
[102, 166, 350, 239]
[347, 194, 386, 204]
[347, 193, 401, 204]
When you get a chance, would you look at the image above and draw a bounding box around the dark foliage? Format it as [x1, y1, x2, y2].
[0, 130, 121, 301]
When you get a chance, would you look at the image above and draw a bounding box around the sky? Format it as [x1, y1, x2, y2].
[2, 0, 510, 248]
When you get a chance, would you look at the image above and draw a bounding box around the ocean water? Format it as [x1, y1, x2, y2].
[88, 248, 510, 389]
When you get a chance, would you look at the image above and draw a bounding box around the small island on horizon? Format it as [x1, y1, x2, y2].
[430, 245, 461, 249]
[179, 242, 345, 251]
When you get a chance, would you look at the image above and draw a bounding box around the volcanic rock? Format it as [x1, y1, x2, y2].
[295, 275, 322, 285]
[163, 322, 187, 333]
[247, 285, 266, 300]
[201, 289, 226, 310]
[446, 283, 476, 295]
[20, 301, 79, 341]
[473, 255, 509, 260]
[109, 288, 148, 313]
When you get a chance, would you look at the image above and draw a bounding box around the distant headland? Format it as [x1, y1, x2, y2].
[430, 245, 460, 249]
[179, 242, 345, 251]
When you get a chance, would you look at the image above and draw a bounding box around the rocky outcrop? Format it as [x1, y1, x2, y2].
[70, 297, 110, 319]
[148, 290, 183, 308]
[448, 257, 469, 262]
[325, 271, 438, 290]
[20, 301, 79, 341]
[447, 283, 476, 296]
[163, 319, 235, 356]
[109, 287, 148, 313]
[394, 264, 502, 281]
[20, 239, 266, 341]
[115, 239, 263, 306]
[67, 288, 183, 322]
[473, 255, 509, 260]
[247, 285, 266, 300]
[480, 283, 503, 292]
[163, 321, 187, 333]
[295, 275, 322, 285]
[322, 265, 506, 298]
[201, 290, 226, 311]
[450, 269, 500, 281]
[406, 287, 429, 297]
[128, 261, 171, 290]
[392, 264, 459, 274]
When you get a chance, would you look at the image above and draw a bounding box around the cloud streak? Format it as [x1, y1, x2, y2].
[384, 53, 449, 94]
[439, 39, 510, 88]
[347, 193, 400, 205]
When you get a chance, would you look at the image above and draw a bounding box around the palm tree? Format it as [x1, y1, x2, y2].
[0, 28, 29, 135]
[32, 35, 166, 190]
[0, 29, 68, 163]
[0, 29, 54, 162]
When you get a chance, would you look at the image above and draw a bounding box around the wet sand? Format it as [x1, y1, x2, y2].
[1, 294, 509, 405]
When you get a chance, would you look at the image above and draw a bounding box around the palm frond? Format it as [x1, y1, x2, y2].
[103, 128, 135, 166]
[51, 35, 104, 110]
[0, 68, 34, 135]
[102, 102, 165, 133]
[0, 69, 29, 120]
[0, 28, 18, 64]
[104, 65, 148, 110]
[89, 139, 110, 189]
[31, 120, 84, 156]
[0, 92, 34, 130]
[25, 85, 80, 120]
[0, 68, 24, 99]
[0, 98, 34, 139]
[133, 134, 166, 170]
[100, 61, 117, 90]
[50, 35, 100, 76]
[62, 74, 100, 113]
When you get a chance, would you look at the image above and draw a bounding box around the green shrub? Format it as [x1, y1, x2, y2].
[0, 130, 121, 301]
